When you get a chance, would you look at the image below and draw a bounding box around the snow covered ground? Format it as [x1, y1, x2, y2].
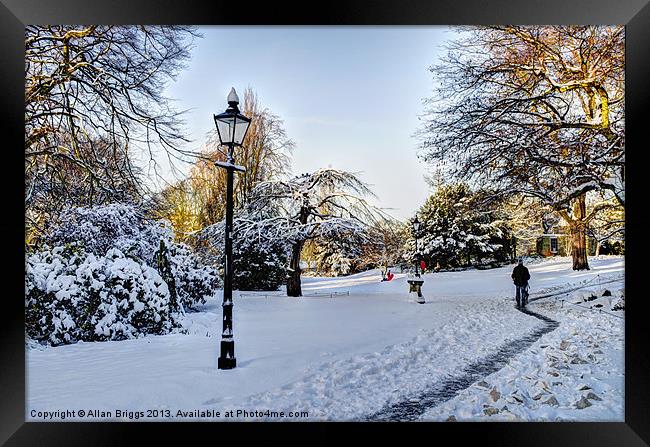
[26, 256, 624, 422]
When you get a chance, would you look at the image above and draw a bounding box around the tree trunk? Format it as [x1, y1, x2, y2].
[570, 194, 590, 271]
[287, 240, 304, 297]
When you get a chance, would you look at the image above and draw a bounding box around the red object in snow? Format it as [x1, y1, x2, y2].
[386, 272, 394, 281]
[420, 260, 426, 271]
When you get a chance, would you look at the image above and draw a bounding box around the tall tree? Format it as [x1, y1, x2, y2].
[25, 25, 200, 243]
[357, 218, 409, 273]
[189, 88, 295, 227]
[418, 26, 624, 270]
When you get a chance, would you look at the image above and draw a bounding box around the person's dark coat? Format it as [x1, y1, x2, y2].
[511, 265, 530, 287]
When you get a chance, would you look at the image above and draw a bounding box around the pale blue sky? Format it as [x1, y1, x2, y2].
[162, 26, 457, 220]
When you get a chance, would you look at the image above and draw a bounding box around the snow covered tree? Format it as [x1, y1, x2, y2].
[311, 231, 366, 276]
[418, 26, 624, 270]
[240, 169, 381, 296]
[410, 184, 513, 269]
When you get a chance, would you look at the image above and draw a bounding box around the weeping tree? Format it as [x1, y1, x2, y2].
[244, 169, 383, 296]
[418, 26, 624, 270]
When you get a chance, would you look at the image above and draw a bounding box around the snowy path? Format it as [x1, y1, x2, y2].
[364, 307, 560, 421]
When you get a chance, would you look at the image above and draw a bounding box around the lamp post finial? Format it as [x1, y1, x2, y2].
[227, 87, 239, 105]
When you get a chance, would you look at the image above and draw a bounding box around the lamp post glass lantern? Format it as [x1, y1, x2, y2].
[214, 87, 251, 370]
[213, 88, 252, 150]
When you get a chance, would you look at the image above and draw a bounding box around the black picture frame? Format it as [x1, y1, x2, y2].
[2, 1, 648, 445]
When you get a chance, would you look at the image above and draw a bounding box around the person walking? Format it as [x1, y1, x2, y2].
[511, 257, 530, 308]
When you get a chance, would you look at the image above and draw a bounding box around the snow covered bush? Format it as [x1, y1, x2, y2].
[25, 245, 83, 345]
[232, 233, 289, 291]
[166, 242, 220, 308]
[25, 245, 179, 345]
[312, 234, 364, 276]
[45, 203, 220, 309]
[90, 249, 175, 341]
[47, 203, 171, 261]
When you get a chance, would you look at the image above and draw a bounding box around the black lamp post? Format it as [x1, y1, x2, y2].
[214, 87, 251, 370]
[413, 216, 421, 278]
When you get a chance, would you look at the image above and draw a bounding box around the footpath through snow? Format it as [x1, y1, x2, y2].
[420, 297, 624, 421]
[26, 256, 624, 422]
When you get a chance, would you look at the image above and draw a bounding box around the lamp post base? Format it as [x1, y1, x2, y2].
[218, 339, 236, 370]
[218, 357, 237, 369]
[407, 279, 425, 304]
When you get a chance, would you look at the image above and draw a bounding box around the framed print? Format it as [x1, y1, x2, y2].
[2, 0, 649, 444]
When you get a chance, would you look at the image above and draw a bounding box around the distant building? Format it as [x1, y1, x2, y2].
[536, 228, 597, 257]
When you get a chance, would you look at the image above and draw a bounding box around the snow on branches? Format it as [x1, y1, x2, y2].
[46, 204, 220, 306]
[417, 26, 625, 271]
[48, 203, 172, 261]
[417, 26, 624, 209]
[196, 215, 291, 291]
